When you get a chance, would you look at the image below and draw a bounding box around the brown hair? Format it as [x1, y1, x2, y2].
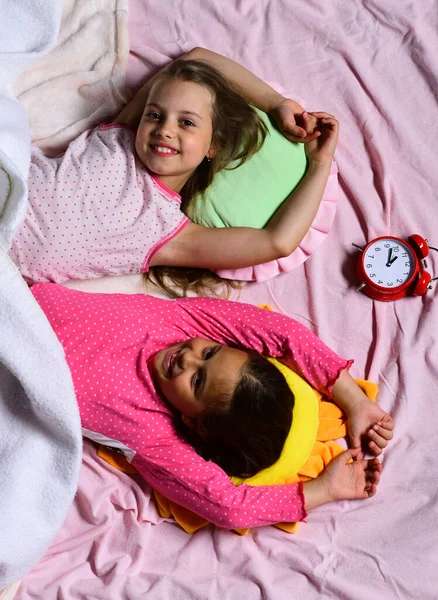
[143, 58, 268, 298]
[174, 352, 294, 478]
[145, 266, 242, 299]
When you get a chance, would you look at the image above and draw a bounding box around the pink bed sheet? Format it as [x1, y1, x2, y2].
[17, 1, 438, 598]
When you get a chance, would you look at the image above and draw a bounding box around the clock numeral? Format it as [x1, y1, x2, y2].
[368, 254, 375, 259]
[402, 253, 407, 257]
[403, 272, 409, 276]
[375, 247, 381, 251]
[370, 273, 376, 278]
[366, 263, 372, 268]
[393, 247, 399, 253]
[387, 282, 393, 286]
[378, 280, 383, 284]
[405, 262, 410, 267]
[384, 243, 390, 248]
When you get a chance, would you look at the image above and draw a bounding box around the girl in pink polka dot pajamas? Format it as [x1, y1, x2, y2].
[31, 281, 393, 530]
[10, 48, 337, 290]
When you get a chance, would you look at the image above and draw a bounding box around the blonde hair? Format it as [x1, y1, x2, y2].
[143, 58, 267, 297]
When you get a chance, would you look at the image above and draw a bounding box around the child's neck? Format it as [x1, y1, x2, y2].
[147, 169, 189, 194]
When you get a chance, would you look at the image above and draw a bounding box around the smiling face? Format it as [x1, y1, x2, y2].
[135, 78, 217, 192]
[152, 338, 249, 419]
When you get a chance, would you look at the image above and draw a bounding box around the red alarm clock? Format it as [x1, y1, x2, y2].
[353, 234, 437, 301]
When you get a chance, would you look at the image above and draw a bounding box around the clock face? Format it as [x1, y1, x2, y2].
[363, 238, 416, 289]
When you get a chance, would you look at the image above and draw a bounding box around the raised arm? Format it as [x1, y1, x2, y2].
[187, 48, 318, 140]
[173, 296, 350, 396]
[187, 47, 284, 112]
[115, 47, 317, 140]
[132, 436, 308, 529]
[150, 113, 338, 271]
[133, 429, 380, 529]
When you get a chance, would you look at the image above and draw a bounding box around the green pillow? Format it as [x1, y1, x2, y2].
[186, 109, 308, 228]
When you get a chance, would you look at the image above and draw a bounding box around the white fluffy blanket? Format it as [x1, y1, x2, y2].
[0, 0, 82, 589]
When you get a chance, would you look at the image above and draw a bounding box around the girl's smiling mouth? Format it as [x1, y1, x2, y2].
[164, 347, 182, 378]
[149, 144, 179, 156]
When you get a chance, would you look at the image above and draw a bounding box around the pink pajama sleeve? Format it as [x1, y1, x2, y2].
[131, 438, 307, 530]
[176, 297, 353, 397]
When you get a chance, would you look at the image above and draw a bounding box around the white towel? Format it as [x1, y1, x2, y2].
[0, 0, 82, 588]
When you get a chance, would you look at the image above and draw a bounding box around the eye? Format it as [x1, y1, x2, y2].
[192, 347, 217, 393]
[192, 372, 202, 392]
[180, 119, 195, 127]
[146, 112, 161, 120]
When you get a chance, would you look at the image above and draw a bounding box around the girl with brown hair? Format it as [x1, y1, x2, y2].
[30, 281, 391, 529]
[10, 48, 337, 296]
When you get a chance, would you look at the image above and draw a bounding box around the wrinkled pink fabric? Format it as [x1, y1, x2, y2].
[17, 1, 438, 599]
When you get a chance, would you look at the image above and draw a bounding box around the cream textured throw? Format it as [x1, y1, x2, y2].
[13, 0, 130, 156]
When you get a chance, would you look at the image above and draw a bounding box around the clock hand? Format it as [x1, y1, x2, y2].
[386, 248, 393, 267]
[389, 255, 398, 266]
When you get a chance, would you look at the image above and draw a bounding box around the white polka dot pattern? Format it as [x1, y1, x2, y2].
[9, 124, 189, 284]
[32, 284, 352, 529]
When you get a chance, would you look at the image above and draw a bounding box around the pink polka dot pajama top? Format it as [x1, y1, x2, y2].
[9, 124, 189, 284]
[31, 283, 353, 530]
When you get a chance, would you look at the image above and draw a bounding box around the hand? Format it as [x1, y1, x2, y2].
[347, 397, 395, 457]
[319, 448, 382, 502]
[270, 98, 321, 143]
[303, 448, 382, 510]
[304, 112, 339, 165]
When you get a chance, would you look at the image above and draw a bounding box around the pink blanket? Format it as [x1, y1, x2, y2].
[17, 1, 438, 599]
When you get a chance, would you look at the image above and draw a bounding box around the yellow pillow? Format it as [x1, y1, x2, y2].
[231, 358, 319, 486]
